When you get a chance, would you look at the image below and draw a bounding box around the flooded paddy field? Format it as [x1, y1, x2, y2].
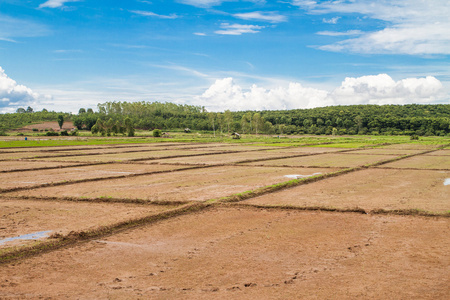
[0, 139, 448, 299]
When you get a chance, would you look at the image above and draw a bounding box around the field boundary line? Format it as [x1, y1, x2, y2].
[0, 194, 192, 206]
[226, 203, 450, 218]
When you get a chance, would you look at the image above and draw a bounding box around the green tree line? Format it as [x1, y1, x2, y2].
[2, 102, 450, 136]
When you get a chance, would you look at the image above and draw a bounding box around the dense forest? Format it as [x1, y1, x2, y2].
[2, 102, 450, 137]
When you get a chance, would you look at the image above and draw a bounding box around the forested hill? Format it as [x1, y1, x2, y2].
[2, 102, 450, 136]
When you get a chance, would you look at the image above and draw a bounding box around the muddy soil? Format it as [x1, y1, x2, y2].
[243, 153, 399, 168]
[5, 166, 340, 202]
[0, 160, 85, 172]
[0, 207, 448, 299]
[152, 151, 305, 165]
[0, 199, 177, 249]
[0, 163, 185, 189]
[379, 155, 450, 169]
[245, 168, 450, 213]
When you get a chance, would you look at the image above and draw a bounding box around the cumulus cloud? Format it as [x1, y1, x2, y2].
[215, 23, 264, 35]
[293, 0, 450, 55]
[194, 74, 446, 111]
[0, 67, 42, 112]
[39, 0, 80, 8]
[233, 11, 288, 23]
[316, 30, 362, 37]
[322, 17, 340, 24]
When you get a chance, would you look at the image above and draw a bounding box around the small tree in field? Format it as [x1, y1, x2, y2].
[57, 115, 64, 129]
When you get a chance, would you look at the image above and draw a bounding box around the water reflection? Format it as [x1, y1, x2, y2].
[0, 231, 52, 245]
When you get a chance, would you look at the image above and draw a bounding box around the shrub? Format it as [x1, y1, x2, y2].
[32, 128, 39, 132]
[153, 129, 162, 137]
[46, 131, 59, 136]
[410, 135, 419, 140]
[60, 130, 69, 136]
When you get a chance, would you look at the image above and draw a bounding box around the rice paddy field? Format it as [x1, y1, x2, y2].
[0, 135, 449, 299]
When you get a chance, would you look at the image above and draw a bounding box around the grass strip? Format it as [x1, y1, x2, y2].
[226, 203, 450, 218]
[0, 195, 191, 206]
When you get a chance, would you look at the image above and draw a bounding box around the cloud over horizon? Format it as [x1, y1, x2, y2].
[0, 67, 43, 112]
[195, 74, 445, 111]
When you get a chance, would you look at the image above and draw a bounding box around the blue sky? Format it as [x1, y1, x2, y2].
[1, 0, 449, 113]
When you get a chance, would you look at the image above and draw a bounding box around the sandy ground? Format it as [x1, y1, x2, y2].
[0, 207, 448, 299]
[5, 166, 340, 202]
[244, 168, 450, 213]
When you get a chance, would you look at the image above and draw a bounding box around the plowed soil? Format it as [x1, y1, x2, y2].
[0, 207, 448, 299]
[244, 168, 450, 213]
[0, 140, 448, 299]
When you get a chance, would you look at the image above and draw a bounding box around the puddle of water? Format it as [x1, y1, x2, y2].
[284, 173, 322, 179]
[0, 231, 52, 245]
[444, 178, 450, 186]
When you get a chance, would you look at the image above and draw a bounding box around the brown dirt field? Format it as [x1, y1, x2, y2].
[244, 168, 450, 213]
[30, 149, 226, 163]
[152, 151, 306, 165]
[0, 160, 85, 172]
[424, 149, 450, 156]
[15, 121, 75, 132]
[0, 199, 178, 249]
[0, 163, 185, 189]
[243, 153, 399, 168]
[0, 207, 448, 299]
[378, 155, 450, 169]
[349, 148, 425, 155]
[5, 166, 340, 202]
[265, 146, 351, 154]
[379, 143, 443, 150]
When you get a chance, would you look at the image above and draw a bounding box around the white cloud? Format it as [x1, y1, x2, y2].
[293, 0, 450, 55]
[322, 17, 340, 24]
[177, 0, 265, 8]
[316, 30, 363, 37]
[130, 10, 178, 19]
[0, 15, 50, 41]
[215, 23, 264, 35]
[233, 11, 288, 23]
[194, 32, 206, 36]
[0, 67, 44, 113]
[39, 0, 81, 8]
[194, 74, 447, 111]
